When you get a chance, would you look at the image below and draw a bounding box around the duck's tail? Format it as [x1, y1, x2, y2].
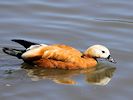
[2, 39, 39, 58]
[11, 39, 38, 49]
[2, 47, 25, 59]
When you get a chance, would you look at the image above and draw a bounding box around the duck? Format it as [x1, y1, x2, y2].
[2, 39, 116, 69]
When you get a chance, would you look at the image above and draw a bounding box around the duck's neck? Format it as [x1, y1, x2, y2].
[82, 54, 98, 64]
[81, 54, 92, 58]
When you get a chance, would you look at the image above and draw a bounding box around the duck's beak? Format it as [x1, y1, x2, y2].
[107, 55, 116, 63]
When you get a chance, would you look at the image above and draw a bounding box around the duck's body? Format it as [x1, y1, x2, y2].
[3, 39, 115, 69]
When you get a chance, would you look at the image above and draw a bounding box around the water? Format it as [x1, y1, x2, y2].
[0, 0, 133, 100]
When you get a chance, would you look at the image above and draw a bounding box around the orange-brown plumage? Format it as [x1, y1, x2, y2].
[22, 44, 97, 69]
[33, 57, 97, 69]
[3, 39, 116, 70]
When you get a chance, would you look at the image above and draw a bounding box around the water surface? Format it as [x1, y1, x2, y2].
[0, 0, 133, 100]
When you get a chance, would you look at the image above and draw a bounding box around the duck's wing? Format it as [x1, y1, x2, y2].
[52, 44, 82, 57]
[21, 44, 48, 61]
[21, 44, 82, 62]
[42, 44, 82, 61]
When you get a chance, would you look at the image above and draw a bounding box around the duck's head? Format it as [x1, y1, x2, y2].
[84, 45, 116, 63]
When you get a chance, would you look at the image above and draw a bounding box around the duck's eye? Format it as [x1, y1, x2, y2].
[102, 51, 105, 53]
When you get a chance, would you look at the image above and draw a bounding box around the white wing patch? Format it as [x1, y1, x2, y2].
[26, 44, 48, 51]
[22, 44, 48, 59]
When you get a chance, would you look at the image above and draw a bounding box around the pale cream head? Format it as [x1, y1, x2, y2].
[84, 45, 110, 58]
[84, 45, 116, 63]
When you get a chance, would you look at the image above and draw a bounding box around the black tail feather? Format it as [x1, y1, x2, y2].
[12, 39, 38, 49]
[2, 47, 25, 59]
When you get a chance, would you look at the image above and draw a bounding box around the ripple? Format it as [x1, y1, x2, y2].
[0, 0, 133, 100]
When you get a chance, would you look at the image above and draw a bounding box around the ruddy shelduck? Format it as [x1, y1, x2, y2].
[3, 39, 116, 69]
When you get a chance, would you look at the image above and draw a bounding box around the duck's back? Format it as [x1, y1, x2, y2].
[52, 44, 82, 57]
[22, 44, 82, 62]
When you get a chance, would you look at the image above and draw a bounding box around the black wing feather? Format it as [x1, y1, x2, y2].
[12, 39, 38, 49]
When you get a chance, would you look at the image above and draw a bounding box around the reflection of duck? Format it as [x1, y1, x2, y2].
[3, 39, 116, 69]
[22, 63, 116, 85]
[85, 63, 116, 85]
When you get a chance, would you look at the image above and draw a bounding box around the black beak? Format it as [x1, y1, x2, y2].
[107, 55, 117, 63]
